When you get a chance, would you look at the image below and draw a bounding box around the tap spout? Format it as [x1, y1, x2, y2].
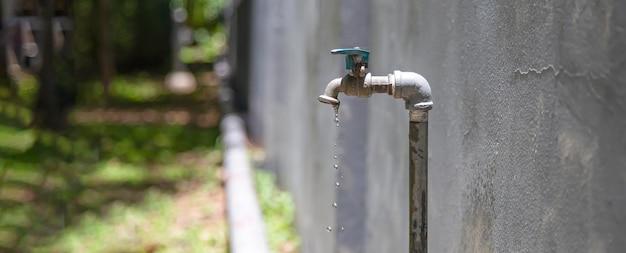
[318, 77, 343, 106]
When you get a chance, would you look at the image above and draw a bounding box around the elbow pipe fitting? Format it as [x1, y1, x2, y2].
[318, 71, 432, 112]
[392, 71, 433, 111]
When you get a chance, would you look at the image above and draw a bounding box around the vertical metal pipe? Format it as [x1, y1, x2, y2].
[409, 111, 428, 253]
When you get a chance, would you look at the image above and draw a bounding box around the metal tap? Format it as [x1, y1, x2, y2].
[318, 47, 432, 112]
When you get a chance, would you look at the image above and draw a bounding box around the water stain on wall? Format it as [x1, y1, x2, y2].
[460, 160, 496, 253]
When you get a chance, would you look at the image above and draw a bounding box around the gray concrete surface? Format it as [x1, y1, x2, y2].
[249, 0, 626, 252]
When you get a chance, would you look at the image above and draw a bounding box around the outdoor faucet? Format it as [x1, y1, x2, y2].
[318, 47, 433, 253]
[318, 47, 433, 112]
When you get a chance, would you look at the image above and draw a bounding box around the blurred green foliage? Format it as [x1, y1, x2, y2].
[33, 187, 227, 253]
[0, 88, 220, 251]
[0, 0, 288, 251]
[79, 74, 167, 105]
[14, 75, 38, 106]
[178, 0, 228, 64]
[73, 0, 227, 77]
[0, 120, 220, 251]
[76, 124, 219, 164]
[180, 25, 226, 64]
[256, 170, 301, 253]
[74, 0, 173, 77]
[0, 99, 33, 128]
[76, 73, 220, 108]
[179, 0, 226, 27]
[30, 150, 225, 253]
[0, 125, 36, 153]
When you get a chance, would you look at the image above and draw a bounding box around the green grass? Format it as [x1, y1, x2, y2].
[76, 73, 218, 109]
[0, 125, 36, 153]
[0, 119, 301, 253]
[0, 74, 38, 106]
[0, 120, 222, 252]
[16, 75, 39, 106]
[0, 71, 298, 252]
[32, 178, 226, 253]
[110, 76, 166, 103]
[11, 152, 301, 253]
[255, 170, 300, 253]
[78, 74, 167, 106]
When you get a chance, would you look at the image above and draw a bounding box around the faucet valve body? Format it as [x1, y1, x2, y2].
[340, 73, 393, 97]
[366, 74, 395, 95]
[319, 70, 432, 111]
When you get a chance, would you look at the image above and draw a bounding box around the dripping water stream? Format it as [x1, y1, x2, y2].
[327, 105, 344, 233]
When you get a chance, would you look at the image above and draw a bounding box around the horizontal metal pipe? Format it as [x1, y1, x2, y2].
[221, 114, 270, 253]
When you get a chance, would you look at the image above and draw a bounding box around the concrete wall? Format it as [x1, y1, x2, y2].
[249, 0, 626, 252]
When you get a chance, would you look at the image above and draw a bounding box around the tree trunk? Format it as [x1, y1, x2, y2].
[98, 0, 114, 102]
[1, 0, 18, 98]
[35, 0, 74, 130]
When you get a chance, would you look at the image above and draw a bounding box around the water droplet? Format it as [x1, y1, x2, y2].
[336, 123, 340, 127]
[333, 202, 337, 208]
[340, 226, 345, 231]
[333, 164, 339, 169]
[333, 155, 338, 159]
[326, 226, 333, 232]
[335, 182, 340, 187]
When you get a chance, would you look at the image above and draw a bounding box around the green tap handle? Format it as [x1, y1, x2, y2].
[331, 47, 370, 71]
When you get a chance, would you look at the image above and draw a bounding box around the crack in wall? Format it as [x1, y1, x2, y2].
[514, 64, 608, 80]
[514, 65, 558, 76]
